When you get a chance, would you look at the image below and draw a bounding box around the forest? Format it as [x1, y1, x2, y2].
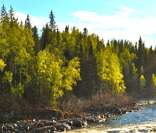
[0, 5, 156, 112]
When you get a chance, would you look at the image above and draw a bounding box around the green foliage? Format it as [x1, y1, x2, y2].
[3, 71, 13, 83]
[131, 63, 137, 76]
[119, 48, 136, 66]
[11, 83, 24, 98]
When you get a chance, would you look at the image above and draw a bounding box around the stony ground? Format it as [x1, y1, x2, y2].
[0, 99, 140, 132]
[1, 118, 88, 133]
[67, 123, 156, 133]
[0, 110, 127, 133]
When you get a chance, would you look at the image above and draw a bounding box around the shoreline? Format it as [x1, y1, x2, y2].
[0, 100, 138, 132]
[67, 122, 156, 133]
[1, 99, 156, 132]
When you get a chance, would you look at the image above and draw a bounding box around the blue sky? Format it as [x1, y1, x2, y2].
[1, 0, 156, 47]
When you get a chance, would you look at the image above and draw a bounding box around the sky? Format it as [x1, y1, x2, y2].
[0, 0, 156, 47]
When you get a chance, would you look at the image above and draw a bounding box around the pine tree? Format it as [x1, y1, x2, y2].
[65, 25, 69, 33]
[0, 5, 9, 22]
[83, 28, 88, 37]
[137, 37, 145, 69]
[49, 10, 56, 31]
[32, 26, 39, 51]
[9, 6, 15, 23]
[25, 14, 31, 29]
[40, 24, 50, 49]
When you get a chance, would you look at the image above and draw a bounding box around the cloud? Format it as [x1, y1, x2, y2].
[14, 7, 156, 47]
[15, 12, 48, 30]
[70, 6, 156, 47]
[116, 6, 136, 16]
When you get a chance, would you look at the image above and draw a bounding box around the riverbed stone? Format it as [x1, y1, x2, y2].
[107, 129, 121, 133]
[71, 118, 88, 128]
[138, 128, 150, 133]
[55, 122, 71, 131]
[33, 125, 56, 133]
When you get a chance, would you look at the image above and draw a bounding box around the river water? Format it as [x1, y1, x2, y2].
[68, 104, 156, 132]
[106, 104, 156, 127]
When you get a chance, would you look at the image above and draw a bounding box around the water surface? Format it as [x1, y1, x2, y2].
[106, 104, 156, 127]
[68, 104, 156, 132]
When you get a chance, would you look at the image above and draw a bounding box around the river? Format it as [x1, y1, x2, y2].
[67, 103, 156, 132]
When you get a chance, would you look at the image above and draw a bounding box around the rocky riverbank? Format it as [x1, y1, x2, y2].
[1, 118, 88, 132]
[0, 101, 138, 132]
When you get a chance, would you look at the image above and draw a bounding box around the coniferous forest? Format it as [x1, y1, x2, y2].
[0, 5, 156, 114]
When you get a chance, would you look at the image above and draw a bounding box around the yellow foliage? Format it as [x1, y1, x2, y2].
[96, 48, 125, 94]
[62, 57, 80, 91]
[139, 74, 146, 89]
[36, 50, 80, 105]
[0, 59, 6, 71]
[152, 74, 156, 87]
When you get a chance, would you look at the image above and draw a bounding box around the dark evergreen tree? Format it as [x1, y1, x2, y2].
[40, 24, 50, 49]
[137, 37, 145, 72]
[32, 26, 39, 52]
[25, 15, 31, 29]
[65, 25, 69, 33]
[83, 27, 88, 36]
[49, 10, 56, 31]
[0, 5, 8, 22]
[9, 6, 15, 23]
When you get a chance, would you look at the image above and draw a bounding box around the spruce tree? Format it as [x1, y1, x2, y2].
[32, 26, 39, 51]
[25, 14, 31, 29]
[49, 10, 56, 31]
[137, 37, 145, 69]
[0, 5, 8, 22]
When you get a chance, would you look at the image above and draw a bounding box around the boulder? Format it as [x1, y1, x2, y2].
[72, 118, 87, 128]
[54, 122, 71, 132]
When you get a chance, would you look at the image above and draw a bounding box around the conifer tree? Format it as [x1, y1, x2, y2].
[9, 6, 15, 23]
[25, 14, 31, 29]
[49, 10, 56, 31]
[137, 37, 145, 69]
[0, 5, 9, 22]
[32, 26, 39, 51]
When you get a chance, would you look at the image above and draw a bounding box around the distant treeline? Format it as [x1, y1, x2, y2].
[0, 5, 156, 109]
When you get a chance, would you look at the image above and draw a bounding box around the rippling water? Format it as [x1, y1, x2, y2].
[106, 104, 156, 127]
[68, 104, 156, 132]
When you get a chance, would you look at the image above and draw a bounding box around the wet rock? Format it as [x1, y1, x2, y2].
[138, 128, 150, 133]
[107, 129, 121, 133]
[33, 125, 56, 133]
[85, 116, 96, 123]
[151, 127, 156, 132]
[2, 124, 15, 132]
[58, 119, 73, 126]
[72, 118, 87, 128]
[85, 114, 106, 124]
[98, 118, 106, 123]
[55, 122, 71, 132]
